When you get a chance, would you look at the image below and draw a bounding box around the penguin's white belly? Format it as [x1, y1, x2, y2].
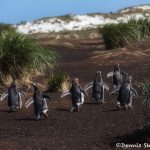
[81, 93, 84, 104]
[76, 93, 84, 106]
[42, 98, 48, 113]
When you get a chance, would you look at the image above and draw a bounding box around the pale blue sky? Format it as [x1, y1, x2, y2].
[0, 0, 150, 24]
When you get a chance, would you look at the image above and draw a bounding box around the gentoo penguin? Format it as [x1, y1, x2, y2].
[0, 80, 25, 112]
[111, 76, 138, 110]
[107, 64, 128, 90]
[25, 83, 51, 120]
[85, 71, 109, 103]
[61, 78, 87, 112]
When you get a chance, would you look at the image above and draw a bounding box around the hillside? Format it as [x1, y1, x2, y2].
[15, 4, 150, 34]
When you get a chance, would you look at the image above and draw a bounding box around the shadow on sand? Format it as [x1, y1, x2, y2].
[84, 102, 101, 105]
[101, 108, 121, 112]
[56, 108, 70, 112]
[0, 109, 9, 113]
[110, 125, 150, 148]
[17, 118, 36, 121]
[0, 109, 19, 113]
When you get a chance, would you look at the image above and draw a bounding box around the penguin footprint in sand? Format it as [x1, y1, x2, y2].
[0, 80, 26, 112]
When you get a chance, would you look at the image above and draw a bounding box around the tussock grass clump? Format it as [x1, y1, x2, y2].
[141, 82, 150, 107]
[47, 72, 69, 92]
[0, 31, 56, 80]
[128, 18, 150, 38]
[100, 23, 138, 49]
[100, 18, 150, 49]
[140, 81, 150, 124]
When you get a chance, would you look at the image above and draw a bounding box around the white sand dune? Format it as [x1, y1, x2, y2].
[15, 5, 150, 34]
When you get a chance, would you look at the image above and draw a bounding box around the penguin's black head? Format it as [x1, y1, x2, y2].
[114, 64, 120, 71]
[10, 80, 17, 87]
[96, 71, 101, 76]
[72, 78, 79, 85]
[125, 76, 132, 83]
[31, 83, 38, 91]
[96, 71, 102, 81]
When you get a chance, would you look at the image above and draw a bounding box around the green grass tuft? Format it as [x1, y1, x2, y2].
[48, 72, 69, 92]
[140, 81, 150, 124]
[100, 18, 150, 49]
[0, 31, 56, 79]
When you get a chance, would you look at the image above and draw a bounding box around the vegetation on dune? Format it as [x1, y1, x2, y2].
[0, 25, 56, 81]
[47, 72, 69, 92]
[0, 24, 15, 35]
[100, 18, 150, 49]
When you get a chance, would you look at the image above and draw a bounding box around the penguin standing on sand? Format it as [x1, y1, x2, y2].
[70, 78, 87, 112]
[25, 83, 50, 120]
[0, 81, 25, 112]
[85, 71, 109, 103]
[107, 64, 128, 90]
[111, 76, 138, 109]
[61, 78, 87, 112]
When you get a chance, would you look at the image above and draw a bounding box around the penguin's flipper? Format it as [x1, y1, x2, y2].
[0, 92, 8, 101]
[70, 107, 75, 112]
[102, 82, 109, 91]
[121, 72, 128, 76]
[18, 93, 23, 108]
[61, 91, 71, 98]
[131, 88, 138, 97]
[25, 97, 34, 108]
[131, 91, 135, 97]
[107, 72, 113, 78]
[111, 88, 119, 95]
[84, 82, 93, 92]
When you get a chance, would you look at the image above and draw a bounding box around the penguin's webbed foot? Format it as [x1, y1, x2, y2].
[124, 105, 129, 110]
[101, 100, 106, 104]
[8, 109, 15, 113]
[8, 106, 16, 113]
[128, 105, 134, 109]
[36, 115, 41, 120]
[117, 105, 121, 110]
